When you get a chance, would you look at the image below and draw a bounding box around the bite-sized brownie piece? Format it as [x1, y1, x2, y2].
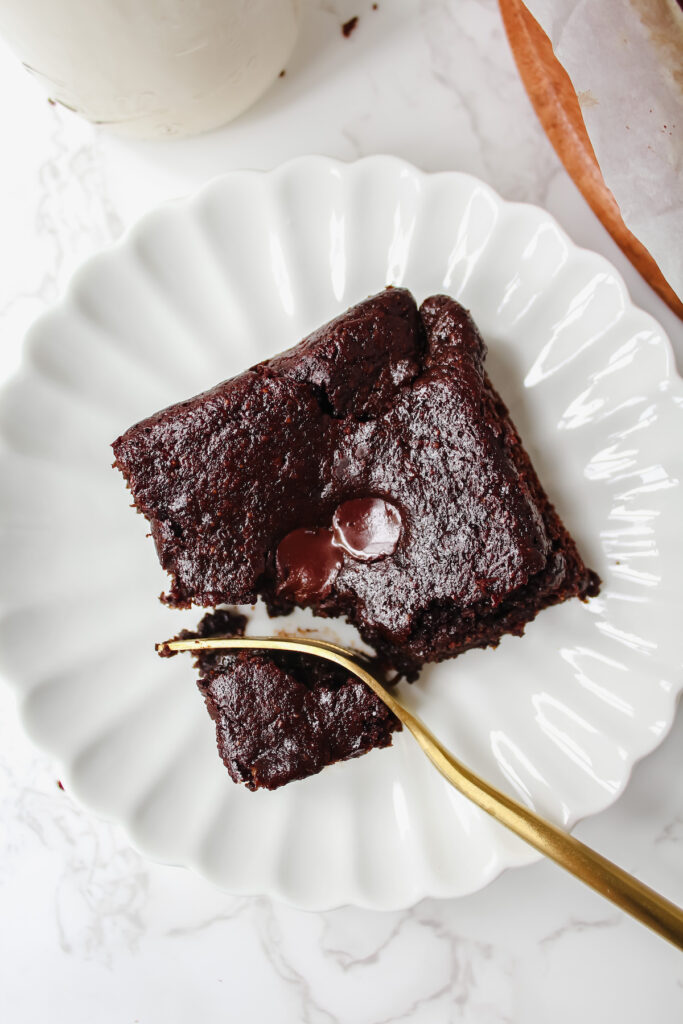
[164, 609, 400, 790]
[114, 288, 599, 677]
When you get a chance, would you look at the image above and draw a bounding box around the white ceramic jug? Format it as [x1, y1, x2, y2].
[0, 0, 300, 138]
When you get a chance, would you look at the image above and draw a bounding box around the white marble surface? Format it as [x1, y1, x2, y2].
[0, 1, 681, 1021]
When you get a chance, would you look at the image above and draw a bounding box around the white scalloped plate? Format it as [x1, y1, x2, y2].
[1, 157, 681, 910]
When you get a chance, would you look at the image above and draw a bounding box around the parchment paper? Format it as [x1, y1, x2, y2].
[524, 0, 683, 301]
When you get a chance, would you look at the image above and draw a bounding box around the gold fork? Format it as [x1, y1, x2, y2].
[161, 633, 683, 950]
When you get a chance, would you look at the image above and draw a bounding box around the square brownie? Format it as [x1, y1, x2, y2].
[114, 288, 598, 678]
[163, 609, 400, 791]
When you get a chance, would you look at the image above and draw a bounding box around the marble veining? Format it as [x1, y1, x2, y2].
[0, 2, 681, 1022]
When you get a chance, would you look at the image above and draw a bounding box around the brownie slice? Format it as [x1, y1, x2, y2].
[114, 288, 598, 677]
[163, 609, 400, 790]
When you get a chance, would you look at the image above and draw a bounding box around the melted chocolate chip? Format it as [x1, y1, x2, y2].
[276, 527, 342, 601]
[332, 497, 402, 562]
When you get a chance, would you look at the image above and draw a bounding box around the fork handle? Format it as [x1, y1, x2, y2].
[396, 699, 683, 951]
[162, 635, 683, 949]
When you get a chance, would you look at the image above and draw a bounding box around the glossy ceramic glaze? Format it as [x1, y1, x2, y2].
[0, 156, 680, 910]
[0, 0, 301, 138]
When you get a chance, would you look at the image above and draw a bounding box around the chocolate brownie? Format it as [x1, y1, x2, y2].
[114, 288, 598, 677]
[162, 609, 400, 790]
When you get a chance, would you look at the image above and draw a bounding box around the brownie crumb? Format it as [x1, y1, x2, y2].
[278, 69, 286, 78]
[168, 609, 400, 790]
[158, 607, 247, 658]
[342, 16, 359, 37]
